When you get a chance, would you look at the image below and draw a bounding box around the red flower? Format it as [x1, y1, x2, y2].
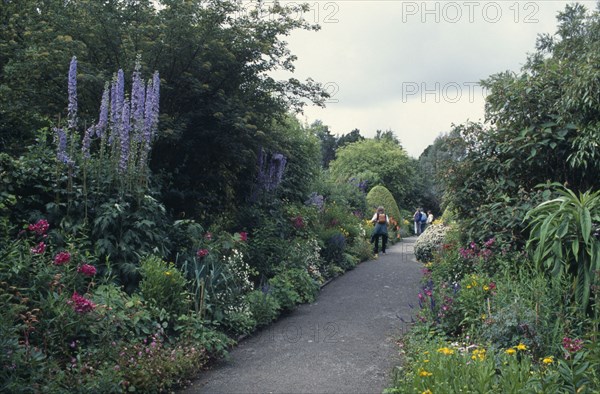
[28, 219, 49, 235]
[69, 291, 96, 313]
[292, 215, 305, 229]
[239, 231, 248, 242]
[30, 241, 46, 254]
[54, 251, 71, 266]
[196, 248, 209, 258]
[77, 264, 97, 277]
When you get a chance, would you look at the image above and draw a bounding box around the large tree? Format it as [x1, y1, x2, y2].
[442, 3, 600, 244]
[0, 0, 328, 218]
[328, 138, 416, 209]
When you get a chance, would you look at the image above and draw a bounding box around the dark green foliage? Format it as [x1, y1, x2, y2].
[246, 290, 281, 327]
[526, 185, 600, 315]
[268, 268, 319, 312]
[442, 5, 600, 245]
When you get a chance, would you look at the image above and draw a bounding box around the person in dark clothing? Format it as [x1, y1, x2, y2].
[370, 206, 389, 255]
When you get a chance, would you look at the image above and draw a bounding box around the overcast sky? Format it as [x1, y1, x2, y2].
[264, 0, 596, 157]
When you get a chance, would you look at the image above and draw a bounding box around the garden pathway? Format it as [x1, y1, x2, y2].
[181, 237, 422, 394]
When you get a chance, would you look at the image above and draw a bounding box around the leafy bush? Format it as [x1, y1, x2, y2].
[268, 268, 319, 312]
[246, 290, 281, 327]
[366, 185, 401, 223]
[414, 223, 450, 262]
[138, 255, 190, 319]
[526, 185, 600, 315]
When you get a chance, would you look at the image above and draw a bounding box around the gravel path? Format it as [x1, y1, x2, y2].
[181, 237, 422, 394]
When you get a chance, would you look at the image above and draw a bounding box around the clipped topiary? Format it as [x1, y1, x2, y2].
[414, 223, 450, 262]
[366, 185, 401, 222]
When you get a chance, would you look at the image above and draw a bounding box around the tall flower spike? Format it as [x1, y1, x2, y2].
[67, 56, 78, 130]
[109, 70, 125, 145]
[95, 83, 110, 138]
[81, 125, 94, 159]
[54, 127, 72, 164]
[150, 71, 160, 140]
[131, 57, 145, 142]
[119, 98, 131, 173]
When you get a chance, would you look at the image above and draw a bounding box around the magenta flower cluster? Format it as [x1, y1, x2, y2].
[31, 242, 46, 255]
[69, 291, 96, 313]
[53, 251, 71, 266]
[459, 238, 495, 260]
[77, 264, 97, 277]
[562, 337, 584, 358]
[196, 249, 209, 258]
[28, 219, 49, 235]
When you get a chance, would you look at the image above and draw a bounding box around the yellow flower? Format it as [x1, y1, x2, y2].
[165, 271, 172, 276]
[516, 343, 527, 351]
[437, 347, 455, 355]
[542, 356, 554, 364]
[471, 348, 486, 361]
[423, 359, 430, 363]
[505, 348, 516, 355]
[481, 314, 487, 320]
[483, 285, 490, 291]
[418, 369, 433, 377]
[466, 285, 472, 289]
[422, 390, 433, 394]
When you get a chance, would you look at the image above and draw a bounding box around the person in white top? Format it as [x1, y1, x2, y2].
[370, 206, 389, 255]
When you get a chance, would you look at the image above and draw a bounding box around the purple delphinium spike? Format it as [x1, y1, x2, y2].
[119, 99, 131, 173]
[266, 153, 287, 191]
[81, 126, 94, 159]
[95, 83, 110, 138]
[109, 70, 125, 145]
[131, 58, 145, 142]
[67, 56, 78, 130]
[54, 127, 72, 164]
[150, 71, 160, 139]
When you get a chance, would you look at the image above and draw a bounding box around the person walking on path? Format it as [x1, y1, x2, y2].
[370, 206, 389, 255]
[413, 208, 422, 236]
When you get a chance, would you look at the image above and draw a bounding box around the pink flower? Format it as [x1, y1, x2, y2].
[292, 215, 305, 229]
[204, 232, 212, 241]
[28, 219, 49, 235]
[30, 241, 46, 254]
[77, 264, 97, 277]
[69, 291, 96, 313]
[54, 251, 71, 265]
[239, 231, 248, 242]
[562, 337, 584, 357]
[484, 238, 496, 248]
[196, 248, 209, 258]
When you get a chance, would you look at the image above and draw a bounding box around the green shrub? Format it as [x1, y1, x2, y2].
[138, 255, 190, 318]
[268, 268, 319, 312]
[366, 185, 401, 222]
[414, 223, 450, 262]
[246, 290, 281, 327]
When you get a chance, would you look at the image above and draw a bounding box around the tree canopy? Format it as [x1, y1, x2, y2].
[328, 138, 416, 209]
[440, 3, 600, 244]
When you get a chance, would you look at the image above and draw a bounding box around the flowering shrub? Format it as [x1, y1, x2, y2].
[138, 256, 190, 319]
[414, 223, 450, 262]
[386, 339, 558, 394]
